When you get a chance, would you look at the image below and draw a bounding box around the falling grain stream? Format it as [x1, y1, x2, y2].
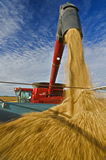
[0, 29, 106, 160]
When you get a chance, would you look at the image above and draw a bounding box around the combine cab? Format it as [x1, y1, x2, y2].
[14, 88, 33, 103]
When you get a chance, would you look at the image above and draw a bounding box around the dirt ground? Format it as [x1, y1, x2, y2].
[0, 96, 16, 102]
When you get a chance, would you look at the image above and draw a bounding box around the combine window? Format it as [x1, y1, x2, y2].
[15, 90, 32, 103]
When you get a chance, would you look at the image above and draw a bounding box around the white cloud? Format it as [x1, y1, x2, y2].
[0, 0, 25, 46]
[84, 37, 106, 87]
[82, 11, 106, 44]
[0, 42, 67, 96]
[0, 43, 58, 95]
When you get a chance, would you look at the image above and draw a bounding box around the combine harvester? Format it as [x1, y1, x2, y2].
[0, 2, 106, 122]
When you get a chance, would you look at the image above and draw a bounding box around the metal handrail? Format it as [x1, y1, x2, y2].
[0, 81, 106, 90]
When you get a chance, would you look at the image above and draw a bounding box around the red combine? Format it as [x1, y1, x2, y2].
[14, 2, 82, 104]
[14, 82, 64, 104]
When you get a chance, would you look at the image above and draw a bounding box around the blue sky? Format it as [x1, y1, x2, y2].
[0, 0, 106, 96]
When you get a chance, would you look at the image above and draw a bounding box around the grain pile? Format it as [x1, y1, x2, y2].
[0, 29, 106, 160]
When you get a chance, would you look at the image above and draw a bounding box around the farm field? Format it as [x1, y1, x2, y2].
[0, 96, 16, 102]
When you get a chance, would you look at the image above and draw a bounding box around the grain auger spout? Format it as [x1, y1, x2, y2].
[48, 2, 83, 95]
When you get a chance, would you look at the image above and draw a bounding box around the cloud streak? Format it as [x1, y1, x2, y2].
[0, 0, 25, 46]
[84, 37, 106, 86]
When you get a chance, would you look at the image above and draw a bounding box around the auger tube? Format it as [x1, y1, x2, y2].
[48, 2, 82, 95]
